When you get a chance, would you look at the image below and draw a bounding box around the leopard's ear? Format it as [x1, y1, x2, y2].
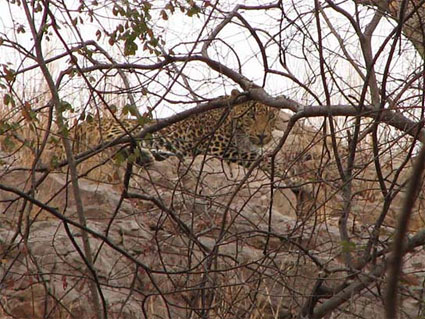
[232, 117, 242, 130]
[230, 89, 240, 97]
[248, 105, 257, 118]
[268, 110, 277, 120]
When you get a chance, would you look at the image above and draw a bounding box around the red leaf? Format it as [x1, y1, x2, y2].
[62, 275, 68, 290]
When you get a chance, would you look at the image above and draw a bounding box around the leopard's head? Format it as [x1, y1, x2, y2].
[232, 102, 278, 146]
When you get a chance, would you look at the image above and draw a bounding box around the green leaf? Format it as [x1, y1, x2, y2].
[3, 94, 12, 106]
[149, 37, 158, 47]
[340, 241, 356, 253]
[122, 104, 138, 117]
[109, 104, 118, 114]
[86, 113, 94, 123]
[28, 110, 37, 120]
[127, 152, 137, 164]
[114, 151, 126, 165]
[122, 105, 129, 116]
[50, 155, 61, 169]
[187, 5, 200, 17]
[2, 136, 16, 152]
[3, 66, 16, 82]
[137, 116, 151, 127]
[59, 100, 74, 113]
[0, 121, 7, 134]
[49, 136, 60, 146]
[124, 38, 138, 56]
[59, 126, 69, 138]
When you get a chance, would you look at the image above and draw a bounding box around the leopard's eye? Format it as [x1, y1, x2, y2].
[248, 108, 256, 119]
[268, 112, 276, 120]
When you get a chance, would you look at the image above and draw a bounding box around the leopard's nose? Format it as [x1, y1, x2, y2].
[257, 133, 267, 144]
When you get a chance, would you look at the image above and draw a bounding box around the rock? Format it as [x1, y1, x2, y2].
[1, 114, 424, 318]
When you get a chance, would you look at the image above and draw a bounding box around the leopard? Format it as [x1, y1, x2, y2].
[71, 98, 279, 175]
[1, 93, 308, 193]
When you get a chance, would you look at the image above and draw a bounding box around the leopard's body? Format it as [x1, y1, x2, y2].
[1, 96, 307, 192]
[72, 100, 279, 172]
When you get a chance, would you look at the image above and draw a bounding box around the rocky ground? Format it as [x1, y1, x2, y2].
[0, 112, 424, 318]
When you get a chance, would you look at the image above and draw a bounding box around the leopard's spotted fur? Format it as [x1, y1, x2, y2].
[72, 100, 278, 171]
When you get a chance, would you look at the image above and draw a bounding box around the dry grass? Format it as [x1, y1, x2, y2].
[1, 104, 128, 185]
